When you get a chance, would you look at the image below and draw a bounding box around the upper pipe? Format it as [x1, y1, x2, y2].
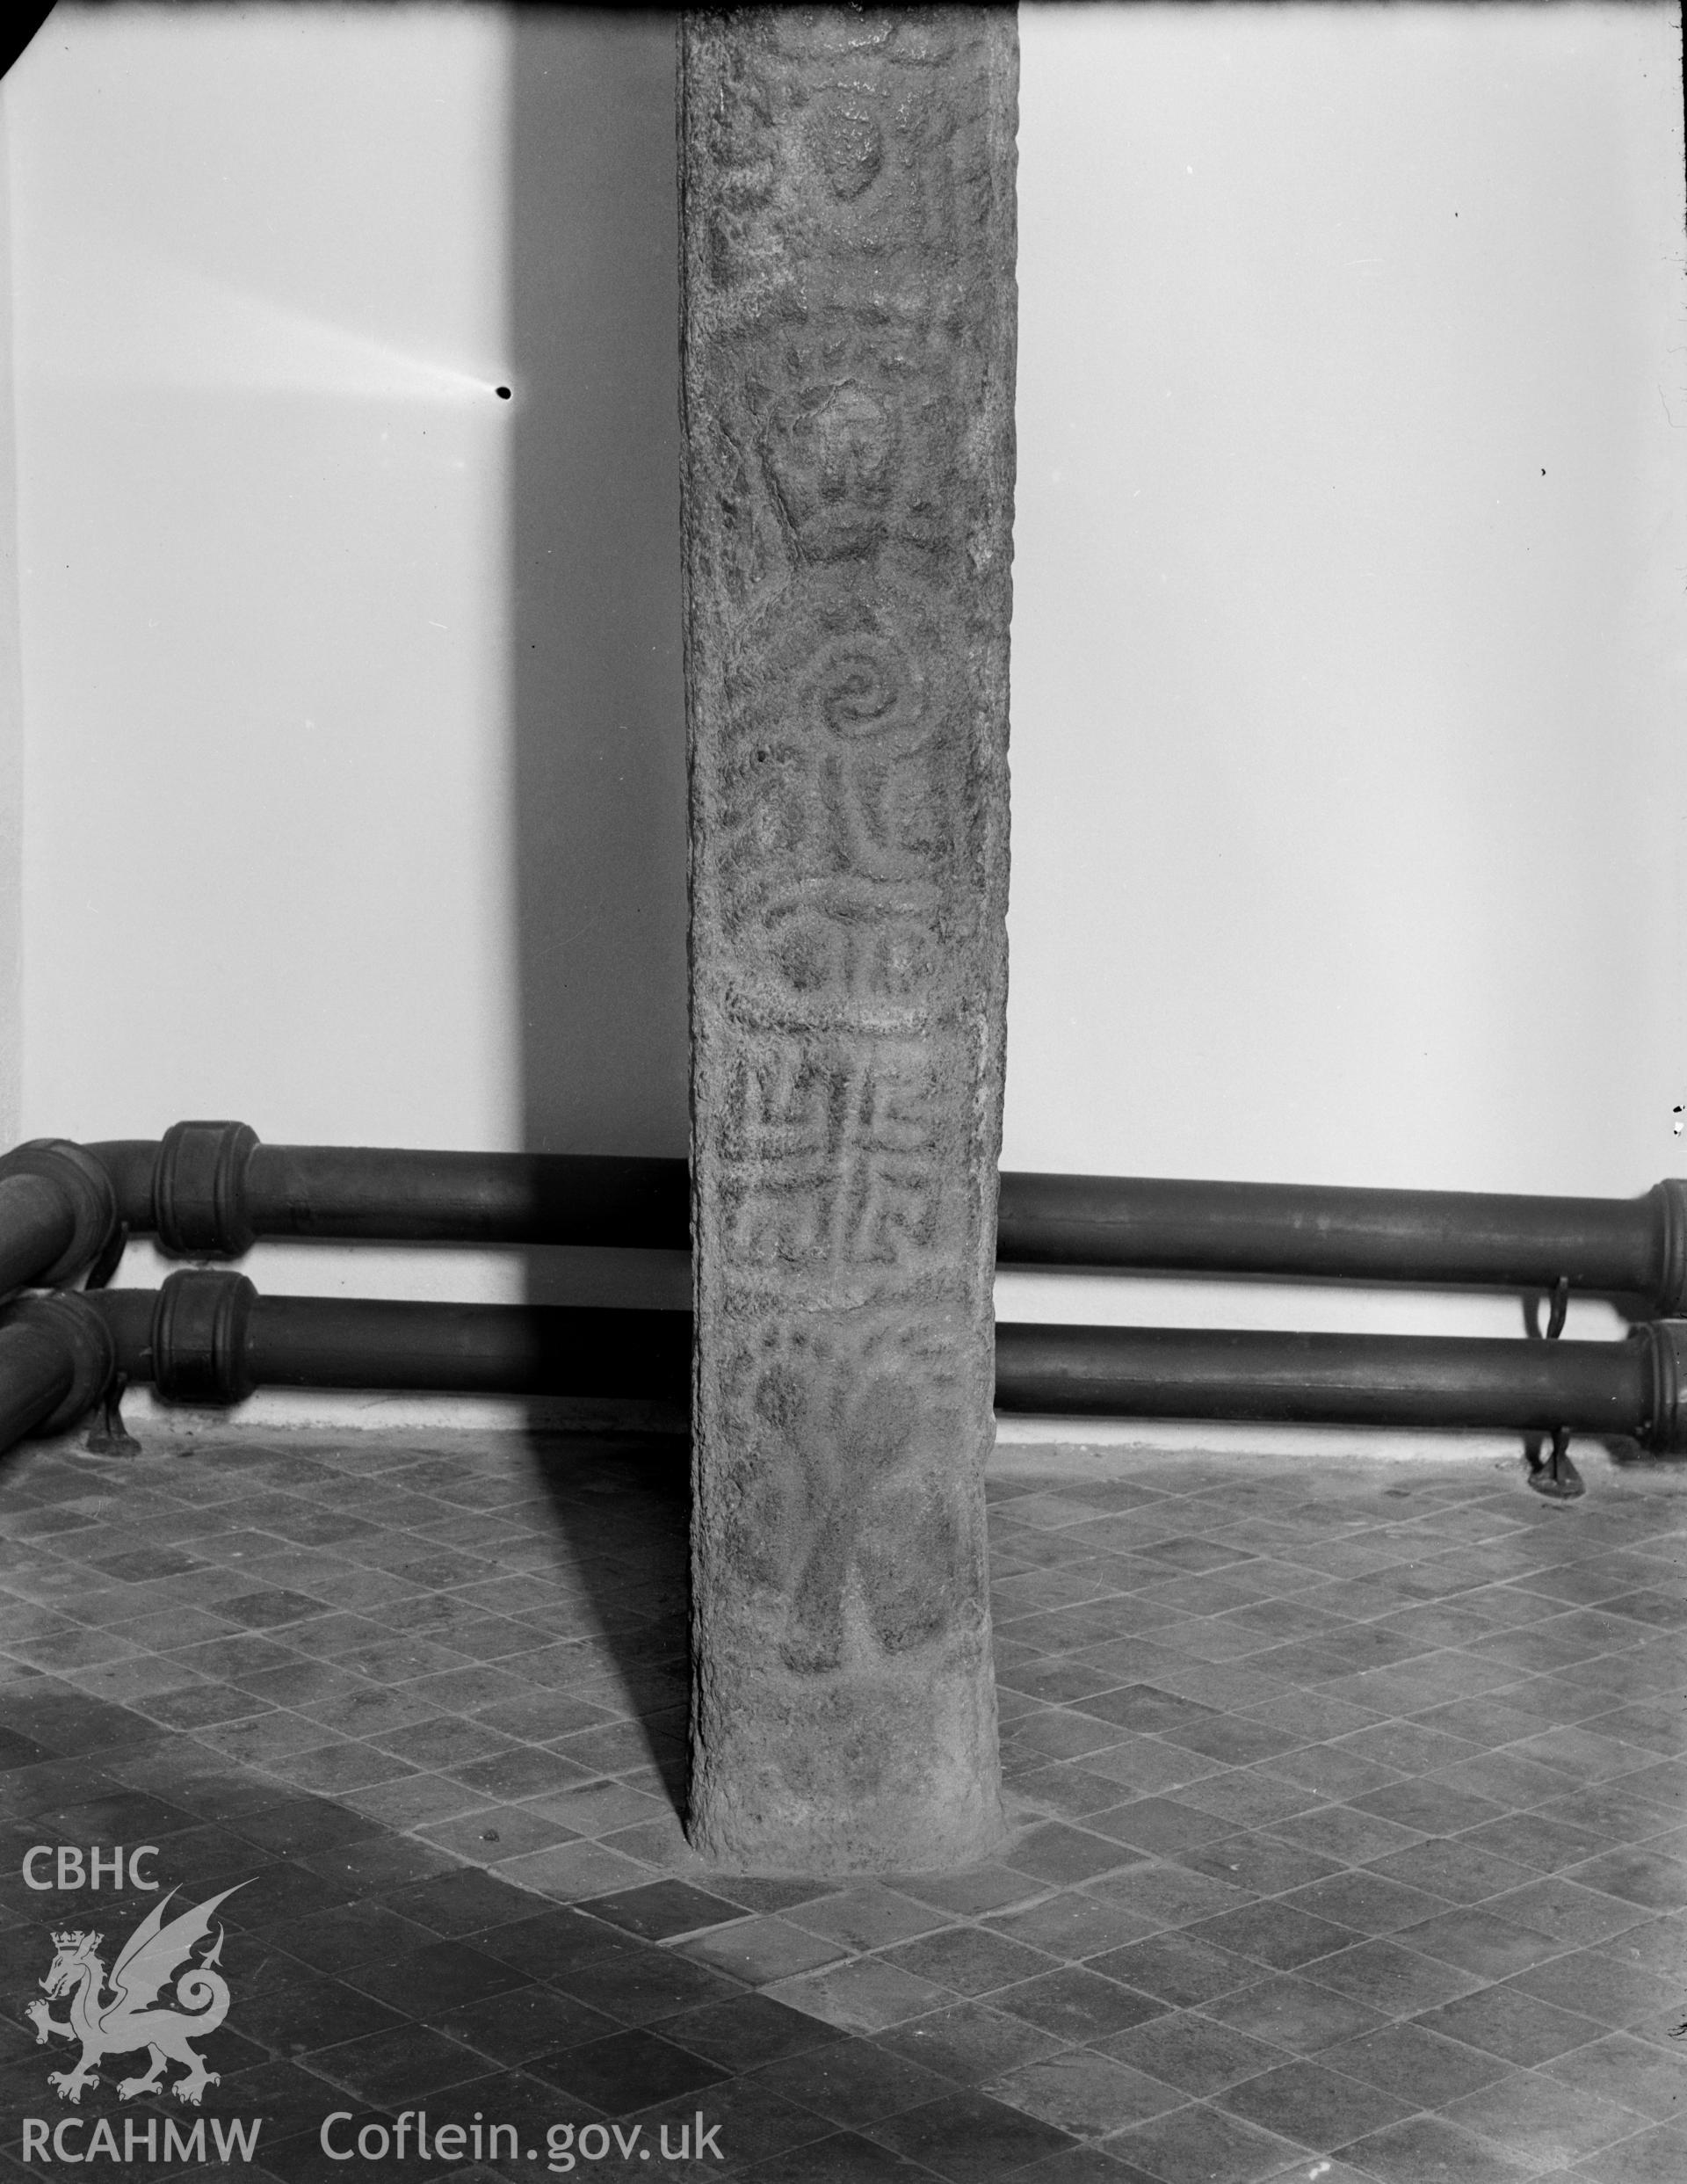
[75, 1124, 1687, 1310]
[0, 1141, 120, 1298]
[993, 1172, 1687, 1311]
[88, 1125, 691, 1255]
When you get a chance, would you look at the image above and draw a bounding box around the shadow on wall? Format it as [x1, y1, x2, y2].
[509, 13, 693, 1801]
[509, 9, 688, 1165]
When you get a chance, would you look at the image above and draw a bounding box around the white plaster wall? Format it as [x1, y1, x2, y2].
[2, 5, 1683, 1439]
[5, 4, 530, 1332]
[1008, 3, 1686, 1201]
[996, 0, 1687, 1373]
[0, 98, 23, 1151]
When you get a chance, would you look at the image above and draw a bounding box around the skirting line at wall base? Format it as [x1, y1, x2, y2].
[109, 1385, 691, 1440]
[74, 1386, 1589, 1470]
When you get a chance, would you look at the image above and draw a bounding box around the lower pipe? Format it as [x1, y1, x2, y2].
[992, 1319, 1686, 1448]
[90, 1275, 691, 1407]
[0, 1293, 115, 1449]
[4, 1277, 1683, 1473]
[68, 1274, 1687, 1452]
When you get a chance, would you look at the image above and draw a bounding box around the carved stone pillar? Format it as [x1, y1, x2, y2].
[681, 7, 1017, 1871]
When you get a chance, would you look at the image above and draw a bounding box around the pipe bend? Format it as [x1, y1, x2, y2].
[0, 1289, 116, 1451]
[0, 1141, 119, 1291]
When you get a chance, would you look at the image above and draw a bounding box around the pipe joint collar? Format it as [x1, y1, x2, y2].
[155, 1121, 259, 1259]
[1652, 1181, 1687, 1318]
[152, 1269, 257, 1404]
[0, 1290, 118, 1434]
[151, 1269, 257, 1405]
[1643, 1319, 1687, 1456]
[0, 1141, 120, 1288]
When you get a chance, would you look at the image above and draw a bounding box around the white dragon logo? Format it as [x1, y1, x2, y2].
[25, 1885, 245, 2107]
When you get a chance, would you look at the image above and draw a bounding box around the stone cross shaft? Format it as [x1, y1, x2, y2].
[680, 6, 1017, 1872]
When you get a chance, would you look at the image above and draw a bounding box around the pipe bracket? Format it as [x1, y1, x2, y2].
[0, 1290, 118, 1435]
[0, 1141, 119, 1288]
[154, 1121, 259, 1259]
[1527, 1425, 1585, 1501]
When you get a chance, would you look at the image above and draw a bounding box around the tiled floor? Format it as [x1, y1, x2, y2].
[1, 1425, 1684, 2182]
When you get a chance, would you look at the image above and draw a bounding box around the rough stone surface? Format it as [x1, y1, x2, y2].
[680, 6, 1017, 1871]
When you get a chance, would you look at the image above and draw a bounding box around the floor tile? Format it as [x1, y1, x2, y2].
[994, 1966, 1168, 2043]
[1203, 1977, 1389, 2057]
[529, 2025, 728, 2109]
[873, 2001, 1068, 2086]
[1097, 2012, 1292, 2099]
[866, 2088, 1077, 2180]
[1333, 2111, 1542, 2184]
[577, 1879, 745, 1942]
[1569, 2122, 1687, 2184]
[1301, 1937, 1481, 2016]
[880, 1922, 1063, 1999]
[1010, 2147, 1169, 2183]
[1399, 1908, 1563, 1981]
[348, 1934, 530, 2013]
[1481, 1877, 1651, 1951]
[1180, 1902, 1360, 1974]
[677, 1916, 847, 1985]
[9, 1432, 1687, 2181]
[1440, 2067, 1654, 2168]
[1412, 1984, 1609, 2066]
[658, 1992, 846, 2073]
[734, 2126, 941, 2180]
[1274, 1871, 1452, 1938]
[764, 1956, 955, 2035]
[1213, 2059, 1414, 2151]
[304, 2020, 494, 2103]
[987, 1891, 1169, 1961]
[1106, 2099, 1305, 2184]
[987, 2050, 1185, 2136]
[1567, 1847, 1687, 1914]
[1502, 1944, 1683, 2033]
[750, 2038, 957, 2127]
[1008, 1822, 1144, 1886]
[1176, 1834, 1346, 1898]
[1086, 1933, 1260, 2011]
[1537, 2032, 1687, 2122]
[790, 1883, 951, 1951]
[430, 1978, 622, 2066]
[634, 2075, 831, 2171]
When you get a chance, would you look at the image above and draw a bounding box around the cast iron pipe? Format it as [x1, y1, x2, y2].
[992, 1318, 1687, 1451]
[87, 1274, 691, 1408]
[0, 1142, 119, 1299]
[0, 1292, 116, 1450]
[994, 1172, 1687, 1310]
[74, 1125, 1687, 1311]
[0, 1273, 1665, 1460]
[88, 1125, 690, 1257]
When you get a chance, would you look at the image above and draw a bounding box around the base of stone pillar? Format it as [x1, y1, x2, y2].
[687, 1648, 1005, 1875]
